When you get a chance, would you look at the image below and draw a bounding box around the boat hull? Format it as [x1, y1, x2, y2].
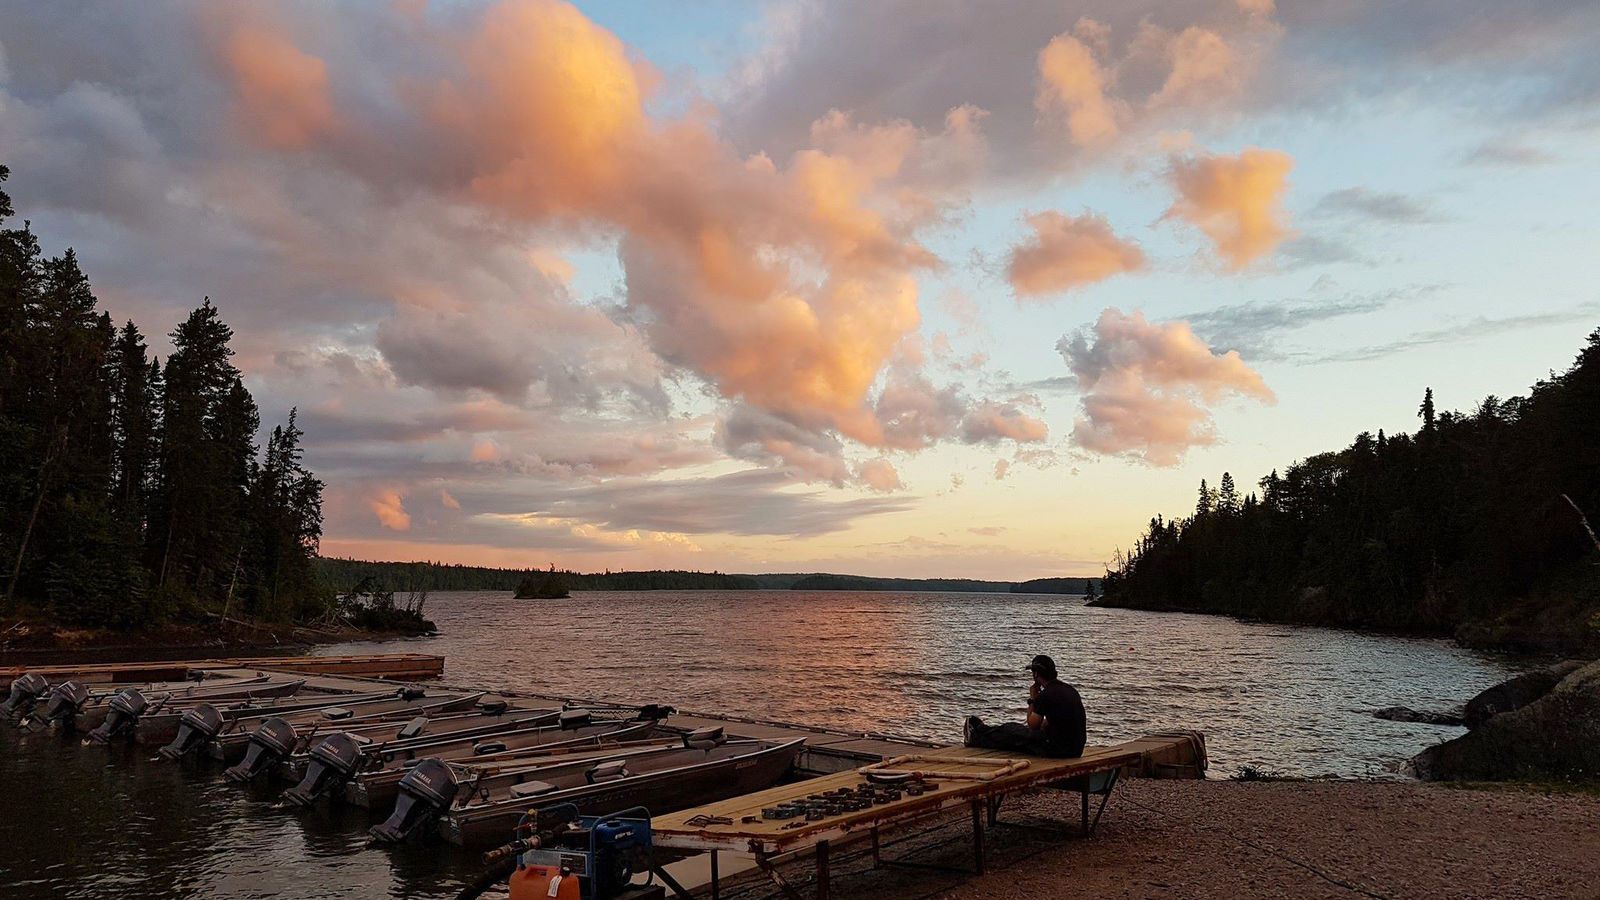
[346, 720, 659, 808]
[440, 739, 803, 847]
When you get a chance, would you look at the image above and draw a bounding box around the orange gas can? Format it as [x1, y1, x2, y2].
[509, 864, 581, 900]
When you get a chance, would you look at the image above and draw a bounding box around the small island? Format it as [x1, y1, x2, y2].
[514, 574, 570, 599]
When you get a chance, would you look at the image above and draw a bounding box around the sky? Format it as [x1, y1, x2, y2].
[1, 0, 1597, 579]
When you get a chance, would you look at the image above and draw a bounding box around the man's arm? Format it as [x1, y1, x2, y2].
[1026, 681, 1044, 730]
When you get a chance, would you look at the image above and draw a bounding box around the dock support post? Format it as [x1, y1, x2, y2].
[971, 800, 986, 875]
[710, 851, 720, 900]
[870, 827, 881, 868]
[816, 840, 831, 900]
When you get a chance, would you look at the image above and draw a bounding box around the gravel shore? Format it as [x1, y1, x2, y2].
[719, 779, 1600, 900]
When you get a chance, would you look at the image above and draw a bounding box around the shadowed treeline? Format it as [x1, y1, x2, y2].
[1097, 329, 1600, 654]
[0, 165, 325, 629]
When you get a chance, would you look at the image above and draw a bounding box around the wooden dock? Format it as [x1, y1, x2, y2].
[651, 746, 1145, 899]
[0, 653, 443, 689]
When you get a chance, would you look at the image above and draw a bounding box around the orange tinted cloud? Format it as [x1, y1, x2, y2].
[1060, 308, 1274, 465]
[370, 490, 411, 530]
[1035, 29, 1122, 145]
[1149, 27, 1242, 109]
[856, 458, 903, 493]
[220, 24, 336, 150]
[1007, 211, 1144, 298]
[440, 489, 461, 509]
[1164, 147, 1293, 270]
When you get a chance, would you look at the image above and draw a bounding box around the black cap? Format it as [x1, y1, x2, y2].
[1025, 654, 1057, 679]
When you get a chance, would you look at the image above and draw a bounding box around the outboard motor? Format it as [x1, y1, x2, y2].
[368, 758, 458, 844]
[282, 732, 365, 806]
[224, 717, 298, 783]
[86, 688, 148, 744]
[157, 703, 226, 760]
[2, 673, 49, 719]
[558, 708, 592, 730]
[36, 680, 91, 729]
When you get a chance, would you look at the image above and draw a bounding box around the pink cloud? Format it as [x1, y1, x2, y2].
[1059, 308, 1274, 465]
[370, 490, 411, 531]
[1006, 211, 1144, 297]
[1164, 147, 1295, 270]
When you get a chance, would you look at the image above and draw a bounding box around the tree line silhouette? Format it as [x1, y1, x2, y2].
[0, 165, 325, 629]
[1098, 328, 1600, 654]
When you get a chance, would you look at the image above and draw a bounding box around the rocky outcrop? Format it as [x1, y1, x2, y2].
[1409, 659, 1600, 781]
[1374, 706, 1464, 726]
[1462, 660, 1587, 728]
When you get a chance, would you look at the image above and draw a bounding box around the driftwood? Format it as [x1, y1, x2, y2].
[1562, 494, 1600, 555]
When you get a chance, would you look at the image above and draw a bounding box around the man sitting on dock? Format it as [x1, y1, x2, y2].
[963, 654, 1086, 757]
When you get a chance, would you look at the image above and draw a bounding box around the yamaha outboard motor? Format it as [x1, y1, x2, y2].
[282, 732, 365, 806]
[157, 703, 227, 760]
[36, 680, 91, 729]
[368, 758, 458, 844]
[224, 717, 298, 783]
[86, 688, 148, 744]
[2, 673, 49, 719]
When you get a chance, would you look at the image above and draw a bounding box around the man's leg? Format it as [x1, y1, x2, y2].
[966, 721, 1049, 755]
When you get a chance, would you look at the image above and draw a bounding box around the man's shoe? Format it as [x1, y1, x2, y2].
[963, 716, 983, 747]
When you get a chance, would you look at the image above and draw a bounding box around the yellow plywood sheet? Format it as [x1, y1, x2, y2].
[652, 745, 1140, 854]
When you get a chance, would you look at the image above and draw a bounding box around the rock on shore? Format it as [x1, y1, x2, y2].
[1409, 659, 1600, 781]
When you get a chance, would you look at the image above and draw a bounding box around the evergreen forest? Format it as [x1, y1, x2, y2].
[0, 165, 327, 630]
[1097, 329, 1600, 653]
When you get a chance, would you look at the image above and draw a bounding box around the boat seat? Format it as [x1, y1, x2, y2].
[585, 760, 629, 784]
[683, 726, 725, 749]
[479, 699, 509, 714]
[559, 709, 591, 730]
[508, 780, 558, 799]
[321, 707, 353, 720]
[396, 717, 428, 740]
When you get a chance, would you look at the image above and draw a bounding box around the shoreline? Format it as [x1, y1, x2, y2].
[0, 618, 428, 661]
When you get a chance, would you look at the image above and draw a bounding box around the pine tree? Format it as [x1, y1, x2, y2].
[1418, 387, 1436, 433]
[1218, 472, 1240, 515]
[1196, 478, 1214, 517]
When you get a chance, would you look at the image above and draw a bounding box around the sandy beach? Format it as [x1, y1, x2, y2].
[715, 779, 1600, 900]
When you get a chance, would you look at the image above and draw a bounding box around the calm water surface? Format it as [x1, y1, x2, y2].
[1, 590, 1523, 899]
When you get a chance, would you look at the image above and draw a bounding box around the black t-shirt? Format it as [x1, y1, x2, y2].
[1032, 680, 1087, 757]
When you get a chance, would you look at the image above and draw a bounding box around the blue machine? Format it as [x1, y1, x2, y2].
[510, 804, 656, 900]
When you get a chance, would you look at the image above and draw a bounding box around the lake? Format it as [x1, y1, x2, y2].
[0, 590, 1523, 899]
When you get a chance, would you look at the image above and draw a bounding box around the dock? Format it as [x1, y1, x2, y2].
[0, 653, 444, 689]
[651, 746, 1143, 899]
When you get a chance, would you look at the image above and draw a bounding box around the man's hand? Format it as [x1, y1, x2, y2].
[1029, 681, 1041, 702]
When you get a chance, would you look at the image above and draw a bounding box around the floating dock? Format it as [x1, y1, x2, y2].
[0, 653, 444, 689]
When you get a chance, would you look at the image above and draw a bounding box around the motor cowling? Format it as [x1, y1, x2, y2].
[368, 758, 458, 844]
[86, 689, 148, 744]
[37, 680, 90, 727]
[2, 673, 49, 719]
[158, 703, 226, 760]
[224, 717, 298, 783]
[282, 732, 365, 806]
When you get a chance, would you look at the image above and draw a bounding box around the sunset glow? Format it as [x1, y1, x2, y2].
[2, 0, 1596, 578]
